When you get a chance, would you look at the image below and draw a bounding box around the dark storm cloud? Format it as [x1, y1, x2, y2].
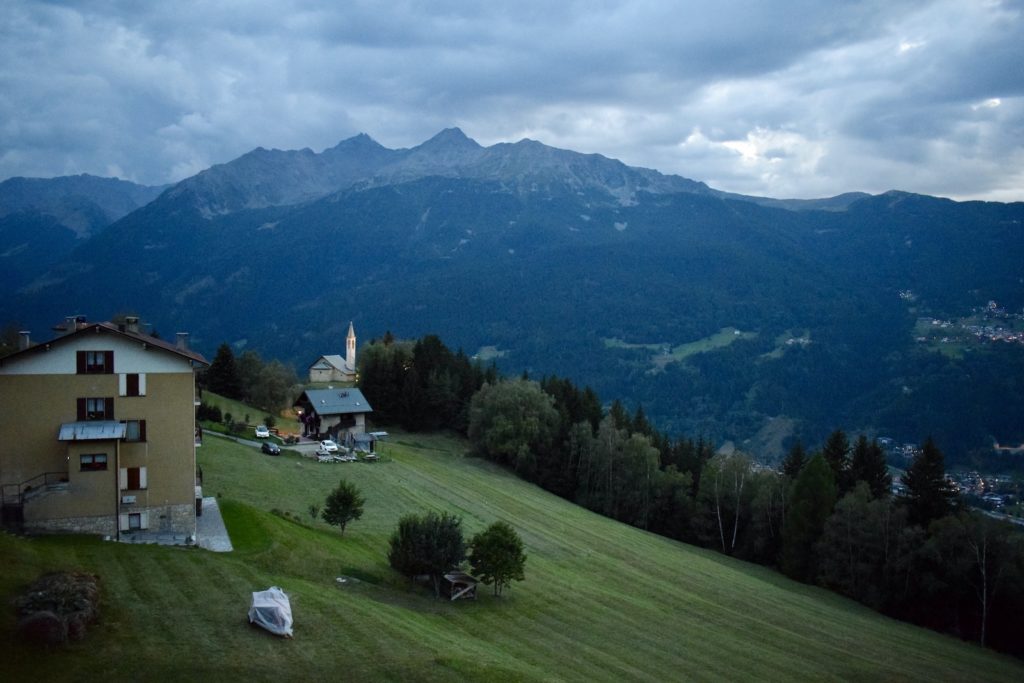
[1, 0, 1021, 200]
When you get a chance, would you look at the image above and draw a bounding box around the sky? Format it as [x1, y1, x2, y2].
[1, 1, 1022, 201]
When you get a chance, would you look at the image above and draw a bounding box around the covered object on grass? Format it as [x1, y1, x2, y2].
[248, 586, 293, 637]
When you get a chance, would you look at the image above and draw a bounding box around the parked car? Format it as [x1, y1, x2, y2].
[261, 442, 281, 456]
[319, 439, 339, 452]
[254, 425, 270, 438]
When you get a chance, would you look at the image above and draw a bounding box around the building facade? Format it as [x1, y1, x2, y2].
[308, 321, 357, 383]
[0, 318, 207, 538]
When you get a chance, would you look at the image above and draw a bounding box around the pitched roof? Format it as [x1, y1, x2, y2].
[310, 354, 350, 371]
[297, 388, 373, 415]
[1, 321, 208, 367]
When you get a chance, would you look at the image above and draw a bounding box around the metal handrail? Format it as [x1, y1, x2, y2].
[0, 471, 69, 506]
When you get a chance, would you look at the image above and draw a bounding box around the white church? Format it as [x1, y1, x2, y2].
[308, 321, 358, 383]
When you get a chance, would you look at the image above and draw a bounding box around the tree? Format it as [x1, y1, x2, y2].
[388, 511, 466, 597]
[782, 440, 806, 479]
[695, 452, 754, 555]
[903, 437, 957, 527]
[821, 429, 851, 494]
[468, 521, 527, 596]
[782, 454, 837, 581]
[924, 512, 1023, 647]
[321, 479, 365, 536]
[468, 379, 560, 477]
[206, 343, 242, 399]
[849, 435, 891, 499]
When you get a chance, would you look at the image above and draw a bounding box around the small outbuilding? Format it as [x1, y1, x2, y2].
[442, 571, 479, 601]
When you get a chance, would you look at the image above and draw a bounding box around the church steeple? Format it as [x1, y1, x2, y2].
[346, 321, 356, 371]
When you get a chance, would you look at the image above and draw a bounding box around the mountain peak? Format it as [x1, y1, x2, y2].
[326, 132, 386, 154]
[421, 127, 480, 150]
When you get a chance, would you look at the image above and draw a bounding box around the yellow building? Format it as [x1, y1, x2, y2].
[0, 317, 207, 539]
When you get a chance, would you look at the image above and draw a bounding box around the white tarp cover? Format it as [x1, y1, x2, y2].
[248, 586, 293, 637]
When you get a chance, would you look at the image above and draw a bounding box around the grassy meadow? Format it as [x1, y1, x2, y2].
[2, 431, 1023, 681]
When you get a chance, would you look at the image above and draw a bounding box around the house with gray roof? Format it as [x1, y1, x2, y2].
[293, 388, 373, 441]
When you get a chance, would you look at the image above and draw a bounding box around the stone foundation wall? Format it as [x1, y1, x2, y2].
[27, 504, 195, 538]
[28, 514, 115, 536]
[157, 503, 196, 537]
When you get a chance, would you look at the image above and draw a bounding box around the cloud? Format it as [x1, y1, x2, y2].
[0, 0, 1020, 200]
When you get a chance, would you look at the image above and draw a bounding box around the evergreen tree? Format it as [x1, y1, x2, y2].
[821, 429, 851, 494]
[206, 343, 242, 399]
[782, 454, 837, 581]
[850, 435, 891, 499]
[903, 437, 957, 527]
[782, 440, 806, 478]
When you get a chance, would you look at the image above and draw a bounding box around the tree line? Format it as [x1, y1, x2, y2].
[358, 333, 1024, 657]
[202, 342, 301, 412]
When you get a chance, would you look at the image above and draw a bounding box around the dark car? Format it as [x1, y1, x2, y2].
[261, 442, 281, 456]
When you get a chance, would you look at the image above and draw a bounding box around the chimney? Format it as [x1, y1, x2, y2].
[176, 332, 189, 351]
[64, 315, 78, 335]
[125, 316, 140, 334]
[18, 331, 30, 351]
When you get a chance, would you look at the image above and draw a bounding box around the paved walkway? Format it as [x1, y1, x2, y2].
[197, 497, 233, 552]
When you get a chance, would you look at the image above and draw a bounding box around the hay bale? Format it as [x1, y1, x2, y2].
[13, 572, 101, 646]
[17, 610, 67, 645]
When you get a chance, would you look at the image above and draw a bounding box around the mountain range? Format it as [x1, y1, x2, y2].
[3, 129, 1023, 465]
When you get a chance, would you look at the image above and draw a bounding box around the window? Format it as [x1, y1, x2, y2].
[122, 419, 147, 442]
[77, 397, 114, 421]
[119, 511, 148, 531]
[80, 454, 108, 471]
[120, 373, 146, 397]
[77, 350, 113, 374]
[120, 466, 147, 490]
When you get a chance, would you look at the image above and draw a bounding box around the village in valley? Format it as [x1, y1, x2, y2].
[905, 295, 1024, 351]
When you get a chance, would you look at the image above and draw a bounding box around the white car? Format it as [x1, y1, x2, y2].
[254, 425, 270, 438]
[319, 439, 339, 453]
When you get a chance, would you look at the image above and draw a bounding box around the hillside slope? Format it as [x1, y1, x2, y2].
[2, 433, 1020, 681]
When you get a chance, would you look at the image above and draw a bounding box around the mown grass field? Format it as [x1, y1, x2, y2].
[605, 327, 758, 372]
[3, 431, 1023, 681]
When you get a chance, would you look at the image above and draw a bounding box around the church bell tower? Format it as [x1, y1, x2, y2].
[346, 321, 356, 372]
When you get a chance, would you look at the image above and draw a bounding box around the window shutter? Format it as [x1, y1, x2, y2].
[76, 351, 87, 374]
[119, 468, 127, 490]
[138, 373, 146, 396]
[139, 512, 149, 529]
[119, 514, 129, 531]
[77, 398, 86, 421]
[139, 419, 147, 442]
[106, 397, 115, 420]
[119, 374, 127, 396]
[104, 351, 114, 373]
[139, 467, 147, 489]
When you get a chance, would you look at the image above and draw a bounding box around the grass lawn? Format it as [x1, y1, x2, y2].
[605, 327, 758, 373]
[3, 432, 1023, 681]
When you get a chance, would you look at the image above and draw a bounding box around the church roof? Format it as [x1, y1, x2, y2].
[309, 354, 352, 371]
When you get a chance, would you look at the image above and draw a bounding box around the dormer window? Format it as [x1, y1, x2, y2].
[77, 350, 113, 374]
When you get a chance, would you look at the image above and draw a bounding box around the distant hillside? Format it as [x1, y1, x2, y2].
[4, 132, 1023, 462]
[0, 174, 166, 295]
